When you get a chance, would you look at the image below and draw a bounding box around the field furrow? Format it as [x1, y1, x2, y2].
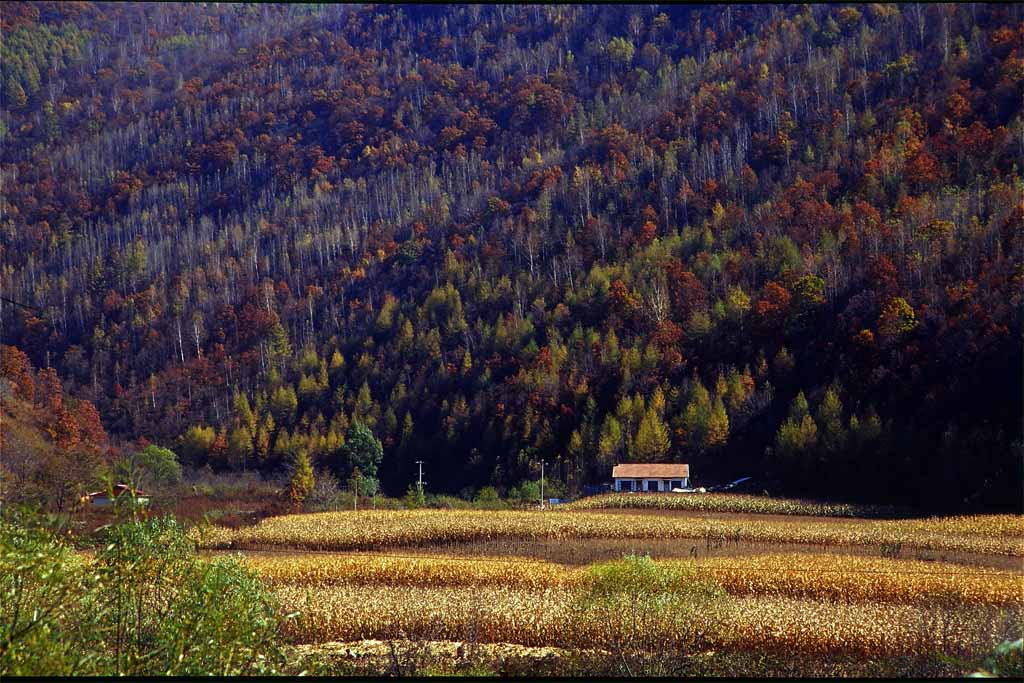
[195, 509, 1024, 557]
[240, 551, 1023, 607]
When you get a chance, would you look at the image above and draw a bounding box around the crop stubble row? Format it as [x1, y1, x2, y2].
[275, 583, 1021, 658]
[196, 510, 1024, 556]
[243, 551, 1024, 607]
[560, 493, 898, 518]
[209, 509, 1023, 659]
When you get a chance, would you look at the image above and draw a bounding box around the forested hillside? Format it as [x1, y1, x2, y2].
[1, 3, 1021, 510]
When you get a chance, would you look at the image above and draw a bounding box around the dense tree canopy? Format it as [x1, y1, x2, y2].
[1, 3, 1021, 510]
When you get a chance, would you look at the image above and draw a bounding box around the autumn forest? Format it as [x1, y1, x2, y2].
[1, 2, 1022, 511]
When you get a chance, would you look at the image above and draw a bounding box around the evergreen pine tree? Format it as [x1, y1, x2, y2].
[634, 405, 671, 460]
[288, 449, 315, 509]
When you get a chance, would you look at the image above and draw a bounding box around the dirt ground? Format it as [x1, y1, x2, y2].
[72, 494, 283, 534]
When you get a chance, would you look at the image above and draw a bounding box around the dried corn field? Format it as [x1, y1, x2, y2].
[273, 583, 1019, 659]
[241, 551, 1024, 608]
[688, 554, 1024, 607]
[244, 552, 567, 591]
[195, 509, 1024, 557]
[199, 507, 1023, 672]
[561, 492, 900, 517]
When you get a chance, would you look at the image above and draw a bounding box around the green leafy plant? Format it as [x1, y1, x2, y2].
[573, 554, 730, 676]
[0, 515, 98, 675]
[970, 639, 1024, 678]
[473, 486, 506, 509]
[0, 511, 291, 676]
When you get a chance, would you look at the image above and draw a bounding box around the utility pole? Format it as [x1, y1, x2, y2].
[411, 458, 428, 507]
[540, 459, 546, 509]
[413, 458, 425, 501]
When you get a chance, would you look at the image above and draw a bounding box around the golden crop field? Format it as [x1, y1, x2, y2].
[686, 554, 1024, 607]
[723, 596, 1016, 658]
[196, 507, 1023, 671]
[561, 492, 897, 517]
[196, 509, 1024, 557]
[874, 515, 1024, 539]
[244, 552, 566, 591]
[275, 583, 1019, 658]
[239, 551, 1024, 608]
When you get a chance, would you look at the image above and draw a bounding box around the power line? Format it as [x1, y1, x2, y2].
[0, 295, 42, 313]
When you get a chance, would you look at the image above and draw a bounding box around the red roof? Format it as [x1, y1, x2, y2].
[612, 464, 690, 478]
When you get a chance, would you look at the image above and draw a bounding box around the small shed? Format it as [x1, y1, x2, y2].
[612, 464, 690, 492]
[86, 483, 150, 507]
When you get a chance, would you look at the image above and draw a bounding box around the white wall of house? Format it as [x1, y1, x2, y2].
[614, 477, 689, 492]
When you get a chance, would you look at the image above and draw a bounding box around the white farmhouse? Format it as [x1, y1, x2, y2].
[611, 463, 690, 492]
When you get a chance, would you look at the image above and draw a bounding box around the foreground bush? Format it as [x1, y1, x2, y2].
[972, 638, 1024, 678]
[0, 514, 287, 676]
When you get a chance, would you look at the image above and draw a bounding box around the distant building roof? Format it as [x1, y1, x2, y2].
[87, 483, 147, 499]
[612, 464, 689, 478]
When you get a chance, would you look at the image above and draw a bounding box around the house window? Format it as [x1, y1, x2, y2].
[671, 480, 683, 489]
[646, 480, 658, 492]
[619, 480, 633, 492]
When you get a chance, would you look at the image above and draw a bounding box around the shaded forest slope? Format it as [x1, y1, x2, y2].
[1, 3, 1021, 509]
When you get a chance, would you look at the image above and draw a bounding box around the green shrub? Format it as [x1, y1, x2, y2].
[427, 494, 472, 510]
[404, 484, 427, 508]
[971, 639, 1024, 678]
[134, 444, 183, 487]
[0, 513, 289, 676]
[473, 486, 506, 509]
[185, 468, 281, 501]
[509, 480, 540, 505]
[0, 515, 96, 675]
[573, 554, 730, 676]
